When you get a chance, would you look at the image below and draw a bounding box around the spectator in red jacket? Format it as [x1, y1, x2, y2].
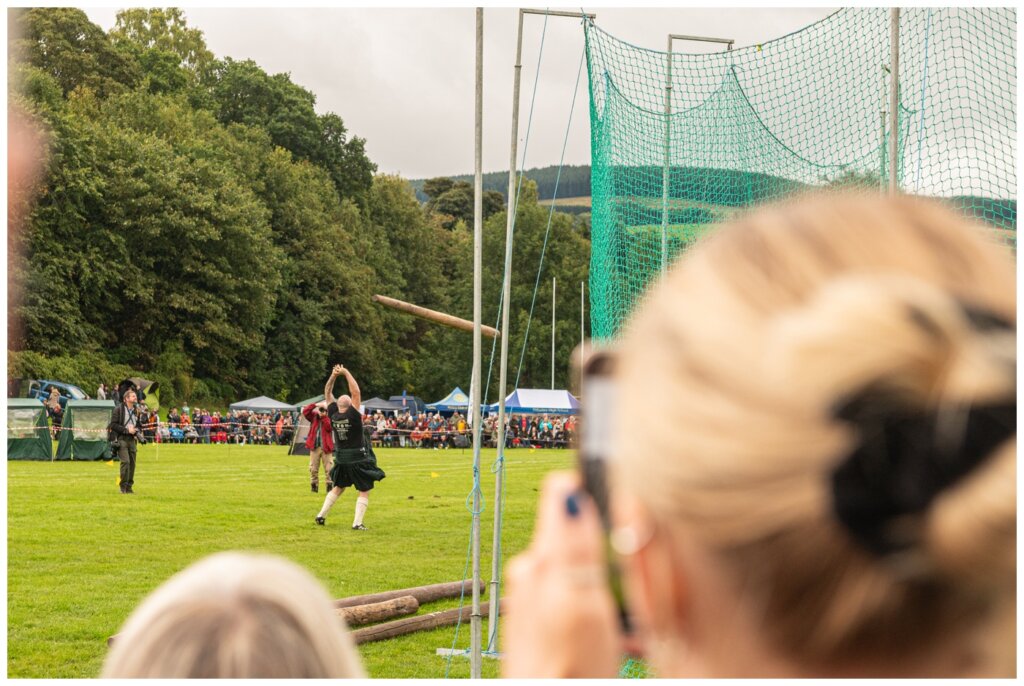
[302, 402, 334, 493]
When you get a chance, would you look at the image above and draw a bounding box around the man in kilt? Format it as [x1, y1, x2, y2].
[314, 364, 385, 530]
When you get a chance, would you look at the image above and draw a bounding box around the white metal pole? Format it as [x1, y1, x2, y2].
[470, 7, 484, 678]
[881, 64, 887, 192]
[662, 37, 671, 276]
[487, 8, 596, 652]
[888, 8, 901, 195]
[662, 34, 732, 274]
[551, 277, 556, 389]
[487, 6, 524, 652]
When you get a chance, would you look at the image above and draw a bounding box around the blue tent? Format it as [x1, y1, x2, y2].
[426, 387, 470, 413]
[485, 388, 580, 415]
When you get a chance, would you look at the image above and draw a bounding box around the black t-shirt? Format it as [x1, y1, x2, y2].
[327, 402, 363, 450]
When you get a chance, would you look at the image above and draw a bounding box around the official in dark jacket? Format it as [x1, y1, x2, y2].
[109, 388, 143, 494]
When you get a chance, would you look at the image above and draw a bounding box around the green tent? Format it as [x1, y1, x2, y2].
[7, 398, 52, 460]
[55, 400, 115, 461]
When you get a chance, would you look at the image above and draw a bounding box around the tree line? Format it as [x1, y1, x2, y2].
[8, 8, 591, 410]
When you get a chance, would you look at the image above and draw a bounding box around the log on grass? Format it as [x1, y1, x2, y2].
[334, 579, 483, 609]
[337, 595, 419, 626]
[372, 294, 499, 338]
[351, 599, 504, 645]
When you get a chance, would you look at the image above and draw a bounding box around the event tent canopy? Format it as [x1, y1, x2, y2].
[55, 399, 115, 460]
[229, 396, 296, 413]
[362, 397, 406, 413]
[388, 394, 426, 415]
[426, 387, 470, 413]
[7, 398, 51, 460]
[485, 388, 580, 415]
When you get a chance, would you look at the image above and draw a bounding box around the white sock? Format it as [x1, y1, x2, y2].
[353, 495, 369, 526]
[318, 490, 340, 519]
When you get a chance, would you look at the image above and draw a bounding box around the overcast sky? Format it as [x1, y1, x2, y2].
[81, 6, 838, 180]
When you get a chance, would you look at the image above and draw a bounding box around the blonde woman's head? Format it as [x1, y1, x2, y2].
[613, 192, 1015, 676]
[102, 552, 365, 678]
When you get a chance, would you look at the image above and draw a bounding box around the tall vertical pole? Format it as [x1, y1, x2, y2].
[888, 8, 901, 195]
[469, 7, 484, 679]
[661, 37, 672, 275]
[487, 6, 525, 652]
[551, 277, 556, 389]
[880, 64, 887, 192]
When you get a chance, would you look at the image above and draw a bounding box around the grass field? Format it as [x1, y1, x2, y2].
[8, 444, 575, 678]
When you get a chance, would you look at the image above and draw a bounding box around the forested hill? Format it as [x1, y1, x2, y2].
[8, 8, 592, 410]
[409, 165, 592, 202]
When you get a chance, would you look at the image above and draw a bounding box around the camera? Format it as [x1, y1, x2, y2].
[577, 347, 632, 634]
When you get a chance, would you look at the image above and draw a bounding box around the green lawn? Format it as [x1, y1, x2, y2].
[8, 444, 575, 678]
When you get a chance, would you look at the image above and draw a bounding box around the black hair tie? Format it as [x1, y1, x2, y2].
[830, 396, 1015, 557]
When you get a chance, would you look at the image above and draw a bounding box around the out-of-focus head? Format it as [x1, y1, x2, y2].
[336, 395, 352, 412]
[101, 552, 365, 678]
[612, 192, 1015, 676]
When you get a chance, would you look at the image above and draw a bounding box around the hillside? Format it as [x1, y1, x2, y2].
[409, 165, 591, 203]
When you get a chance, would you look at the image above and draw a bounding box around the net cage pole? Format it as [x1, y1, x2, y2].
[888, 8, 901, 195]
[880, 63, 887, 192]
[487, 7, 597, 656]
[663, 34, 734, 275]
[470, 7, 484, 678]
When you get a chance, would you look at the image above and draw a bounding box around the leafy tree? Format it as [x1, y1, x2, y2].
[11, 7, 140, 97]
[315, 112, 375, 206]
[136, 48, 189, 94]
[421, 177, 454, 200]
[204, 58, 374, 204]
[110, 8, 214, 78]
[425, 179, 505, 229]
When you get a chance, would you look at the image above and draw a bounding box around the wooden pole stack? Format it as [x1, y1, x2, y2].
[107, 580, 492, 648]
[351, 600, 504, 645]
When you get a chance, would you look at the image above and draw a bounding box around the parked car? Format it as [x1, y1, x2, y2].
[26, 380, 89, 409]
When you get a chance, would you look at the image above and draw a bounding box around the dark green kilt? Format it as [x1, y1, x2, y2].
[329, 435, 385, 492]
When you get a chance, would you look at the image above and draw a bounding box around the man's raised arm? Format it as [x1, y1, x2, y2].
[341, 367, 361, 409]
[324, 365, 342, 405]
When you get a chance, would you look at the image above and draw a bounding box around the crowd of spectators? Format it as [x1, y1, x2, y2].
[153, 407, 295, 445]
[363, 410, 576, 449]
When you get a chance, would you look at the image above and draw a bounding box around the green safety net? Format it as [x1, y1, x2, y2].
[585, 8, 1016, 339]
[618, 657, 651, 678]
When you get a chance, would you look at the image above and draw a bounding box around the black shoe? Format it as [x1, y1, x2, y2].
[312, 483, 318, 493]
[315, 517, 325, 526]
[120, 488, 127, 494]
[126, 488, 134, 494]
[352, 524, 367, 531]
